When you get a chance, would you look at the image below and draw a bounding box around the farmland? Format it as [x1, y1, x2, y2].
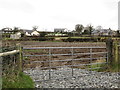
[16, 41, 107, 70]
[16, 41, 106, 47]
[2, 40, 119, 88]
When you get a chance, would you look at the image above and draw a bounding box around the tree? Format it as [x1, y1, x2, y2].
[75, 24, 84, 35]
[40, 32, 47, 37]
[13, 27, 19, 33]
[13, 27, 19, 30]
[116, 30, 120, 37]
[87, 24, 93, 35]
[32, 26, 38, 31]
[96, 25, 103, 30]
[82, 30, 90, 35]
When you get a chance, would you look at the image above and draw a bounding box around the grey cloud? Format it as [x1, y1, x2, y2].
[0, 0, 35, 13]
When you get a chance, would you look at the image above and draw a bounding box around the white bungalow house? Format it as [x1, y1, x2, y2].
[23, 30, 40, 36]
[23, 30, 32, 36]
[31, 30, 40, 36]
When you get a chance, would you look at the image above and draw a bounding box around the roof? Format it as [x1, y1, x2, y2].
[54, 28, 66, 30]
[99, 29, 111, 33]
[92, 30, 99, 34]
[23, 30, 33, 34]
[92, 29, 112, 34]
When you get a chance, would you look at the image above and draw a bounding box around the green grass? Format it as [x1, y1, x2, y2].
[86, 63, 106, 72]
[25, 49, 48, 54]
[4, 38, 13, 40]
[39, 40, 63, 42]
[105, 63, 120, 72]
[71, 37, 93, 39]
[2, 72, 35, 88]
[0, 77, 2, 90]
[89, 62, 120, 72]
[25, 49, 43, 52]
[92, 63, 106, 72]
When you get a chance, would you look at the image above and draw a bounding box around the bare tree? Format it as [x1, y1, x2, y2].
[32, 26, 38, 31]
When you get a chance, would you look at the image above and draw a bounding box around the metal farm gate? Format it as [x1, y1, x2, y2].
[23, 46, 108, 82]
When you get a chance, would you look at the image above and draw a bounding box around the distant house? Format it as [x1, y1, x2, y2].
[1, 28, 14, 34]
[92, 30, 100, 36]
[31, 30, 40, 36]
[54, 28, 67, 33]
[10, 32, 22, 39]
[1, 28, 14, 38]
[23, 30, 40, 36]
[23, 30, 32, 36]
[92, 29, 114, 36]
[100, 29, 112, 36]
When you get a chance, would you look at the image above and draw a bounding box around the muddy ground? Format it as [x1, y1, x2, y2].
[16, 41, 107, 70]
[2, 41, 107, 69]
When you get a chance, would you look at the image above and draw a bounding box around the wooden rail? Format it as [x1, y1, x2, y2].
[0, 50, 20, 57]
[1, 43, 23, 74]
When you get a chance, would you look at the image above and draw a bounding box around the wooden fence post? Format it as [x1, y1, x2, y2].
[19, 44, 23, 72]
[16, 43, 22, 72]
[114, 41, 120, 63]
[114, 41, 119, 64]
[106, 38, 113, 66]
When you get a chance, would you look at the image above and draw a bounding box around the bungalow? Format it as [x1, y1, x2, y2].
[23, 30, 32, 36]
[99, 29, 111, 36]
[23, 30, 40, 36]
[1, 28, 13, 34]
[10, 32, 22, 39]
[31, 30, 40, 36]
[92, 30, 100, 36]
[92, 29, 113, 36]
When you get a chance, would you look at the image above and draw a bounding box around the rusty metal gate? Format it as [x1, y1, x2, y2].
[23, 46, 108, 82]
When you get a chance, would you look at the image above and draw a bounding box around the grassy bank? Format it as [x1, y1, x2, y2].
[105, 63, 120, 72]
[2, 72, 35, 88]
[90, 63, 120, 72]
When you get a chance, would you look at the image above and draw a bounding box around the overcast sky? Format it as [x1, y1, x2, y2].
[0, 0, 119, 31]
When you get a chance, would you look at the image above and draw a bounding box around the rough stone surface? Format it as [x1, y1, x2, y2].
[23, 66, 120, 88]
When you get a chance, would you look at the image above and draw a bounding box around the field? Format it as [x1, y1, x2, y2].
[18, 41, 107, 70]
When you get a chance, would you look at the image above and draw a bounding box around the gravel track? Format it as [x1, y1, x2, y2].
[24, 66, 120, 88]
[22, 42, 119, 88]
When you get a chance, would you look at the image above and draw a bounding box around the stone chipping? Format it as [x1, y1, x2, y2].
[23, 66, 120, 88]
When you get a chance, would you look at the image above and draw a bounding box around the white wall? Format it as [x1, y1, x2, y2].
[31, 31, 40, 36]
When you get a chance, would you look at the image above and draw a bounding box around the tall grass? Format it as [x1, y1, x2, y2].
[91, 63, 120, 72]
[2, 72, 35, 88]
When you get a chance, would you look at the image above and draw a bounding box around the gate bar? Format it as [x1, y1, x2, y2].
[23, 47, 106, 49]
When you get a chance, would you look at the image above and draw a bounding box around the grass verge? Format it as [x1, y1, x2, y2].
[104, 63, 120, 72]
[2, 72, 35, 88]
[90, 63, 120, 72]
